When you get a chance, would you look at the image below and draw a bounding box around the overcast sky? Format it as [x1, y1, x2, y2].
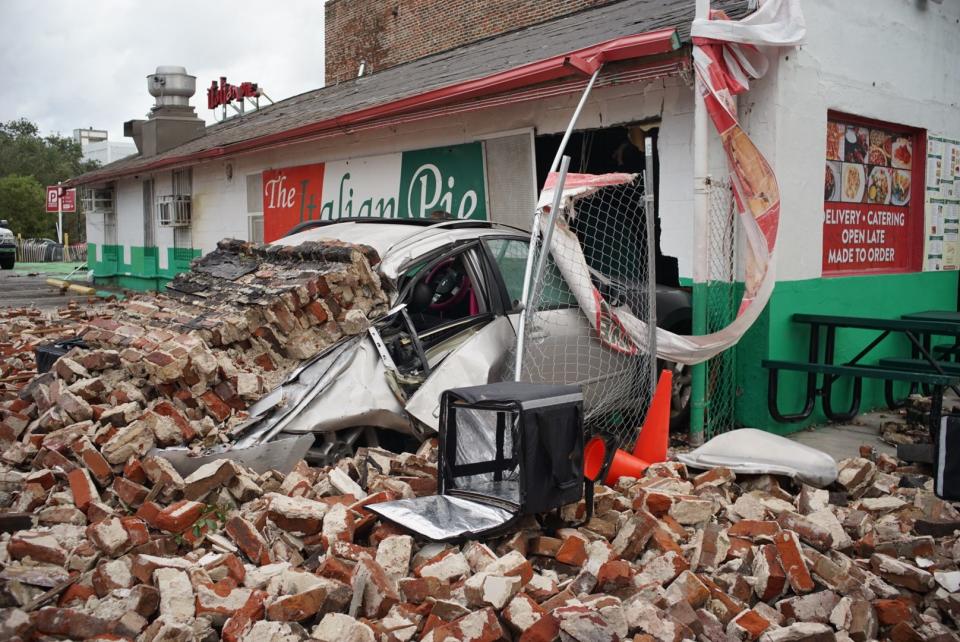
[0, 1, 325, 141]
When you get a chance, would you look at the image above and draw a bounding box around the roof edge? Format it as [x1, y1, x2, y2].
[67, 27, 679, 187]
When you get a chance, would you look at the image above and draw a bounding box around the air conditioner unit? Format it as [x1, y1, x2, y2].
[157, 195, 192, 227]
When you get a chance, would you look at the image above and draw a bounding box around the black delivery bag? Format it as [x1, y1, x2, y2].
[35, 338, 88, 374]
[367, 382, 588, 541]
[935, 414, 960, 501]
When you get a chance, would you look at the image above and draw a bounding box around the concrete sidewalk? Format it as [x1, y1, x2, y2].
[787, 412, 898, 461]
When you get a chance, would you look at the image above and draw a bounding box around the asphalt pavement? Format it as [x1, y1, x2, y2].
[0, 262, 94, 310]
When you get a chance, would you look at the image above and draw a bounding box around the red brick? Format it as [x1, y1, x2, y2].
[135, 500, 163, 528]
[519, 613, 560, 642]
[596, 559, 633, 591]
[727, 609, 770, 640]
[221, 589, 267, 642]
[68, 467, 99, 510]
[113, 476, 149, 507]
[873, 598, 915, 626]
[121, 516, 150, 546]
[555, 536, 587, 567]
[225, 516, 272, 566]
[253, 352, 276, 371]
[59, 582, 97, 607]
[153, 499, 204, 533]
[775, 530, 815, 594]
[753, 543, 787, 602]
[123, 458, 147, 484]
[9, 531, 67, 565]
[153, 400, 197, 441]
[728, 520, 781, 540]
[200, 390, 232, 422]
[265, 586, 328, 622]
[317, 555, 355, 585]
[399, 576, 449, 604]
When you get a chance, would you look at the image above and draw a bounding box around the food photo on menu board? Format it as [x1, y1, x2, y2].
[824, 120, 911, 206]
[822, 117, 916, 274]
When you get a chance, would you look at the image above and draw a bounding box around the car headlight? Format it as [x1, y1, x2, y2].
[0, 234, 13, 243]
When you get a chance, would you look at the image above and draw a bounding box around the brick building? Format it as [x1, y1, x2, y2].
[324, 0, 619, 85]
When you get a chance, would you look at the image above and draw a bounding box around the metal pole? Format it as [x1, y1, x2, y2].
[514, 66, 603, 381]
[514, 156, 571, 381]
[57, 182, 63, 245]
[529, 155, 571, 300]
[643, 134, 658, 397]
[547, 68, 602, 176]
[690, 0, 711, 446]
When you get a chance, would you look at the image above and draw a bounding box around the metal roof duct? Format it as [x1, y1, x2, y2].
[125, 66, 205, 157]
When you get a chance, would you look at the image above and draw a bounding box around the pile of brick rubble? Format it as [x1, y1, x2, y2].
[2, 434, 960, 641]
[1, 243, 960, 641]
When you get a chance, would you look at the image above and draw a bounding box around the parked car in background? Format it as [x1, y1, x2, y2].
[0, 220, 16, 270]
[235, 218, 692, 463]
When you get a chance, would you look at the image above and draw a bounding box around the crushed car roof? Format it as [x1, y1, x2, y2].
[277, 220, 526, 280]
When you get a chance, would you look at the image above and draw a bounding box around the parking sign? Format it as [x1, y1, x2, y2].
[45, 186, 76, 213]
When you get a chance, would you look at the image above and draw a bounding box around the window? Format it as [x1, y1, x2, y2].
[823, 112, 924, 275]
[246, 173, 264, 244]
[486, 238, 527, 309]
[485, 238, 573, 311]
[249, 215, 264, 244]
[142, 179, 155, 248]
[405, 251, 481, 332]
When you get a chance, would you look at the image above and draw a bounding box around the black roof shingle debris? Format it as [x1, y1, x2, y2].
[74, 0, 747, 185]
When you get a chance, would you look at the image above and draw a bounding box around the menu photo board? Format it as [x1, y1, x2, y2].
[822, 114, 922, 275]
[923, 134, 960, 271]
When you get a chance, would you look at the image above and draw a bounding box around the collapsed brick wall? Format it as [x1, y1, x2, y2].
[1, 237, 389, 466]
[324, 0, 620, 85]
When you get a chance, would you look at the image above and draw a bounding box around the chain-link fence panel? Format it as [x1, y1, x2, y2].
[704, 178, 738, 438]
[516, 175, 657, 451]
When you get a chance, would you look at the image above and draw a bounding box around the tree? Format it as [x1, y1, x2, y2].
[0, 175, 52, 238]
[0, 119, 100, 239]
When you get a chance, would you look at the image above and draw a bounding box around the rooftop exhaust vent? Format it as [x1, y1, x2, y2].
[148, 66, 197, 109]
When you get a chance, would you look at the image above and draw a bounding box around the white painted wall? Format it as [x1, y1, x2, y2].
[746, 0, 960, 282]
[114, 177, 143, 267]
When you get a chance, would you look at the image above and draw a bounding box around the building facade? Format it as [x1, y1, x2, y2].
[71, 0, 960, 432]
[74, 128, 137, 166]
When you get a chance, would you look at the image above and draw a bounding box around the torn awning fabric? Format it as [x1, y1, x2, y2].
[366, 382, 587, 541]
[537, 0, 806, 366]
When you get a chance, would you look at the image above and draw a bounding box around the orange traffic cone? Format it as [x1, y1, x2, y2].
[632, 369, 672, 464]
[584, 436, 650, 485]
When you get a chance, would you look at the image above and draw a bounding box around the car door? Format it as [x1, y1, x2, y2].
[481, 236, 645, 420]
[401, 241, 517, 429]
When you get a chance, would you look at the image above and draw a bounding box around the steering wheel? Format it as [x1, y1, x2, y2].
[423, 258, 470, 311]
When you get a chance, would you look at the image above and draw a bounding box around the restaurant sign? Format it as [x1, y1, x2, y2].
[262, 142, 487, 242]
[822, 115, 920, 275]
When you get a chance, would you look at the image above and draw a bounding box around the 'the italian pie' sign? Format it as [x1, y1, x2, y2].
[822, 117, 917, 274]
[262, 142, 487, 242]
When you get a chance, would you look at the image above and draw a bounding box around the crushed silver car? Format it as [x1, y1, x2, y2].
[195, 218, 687, 465]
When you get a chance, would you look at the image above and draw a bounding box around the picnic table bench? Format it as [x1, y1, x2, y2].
[762, 313, 960, 435]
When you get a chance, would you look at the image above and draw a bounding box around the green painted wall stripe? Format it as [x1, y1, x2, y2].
[88, 243, 201, 291]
